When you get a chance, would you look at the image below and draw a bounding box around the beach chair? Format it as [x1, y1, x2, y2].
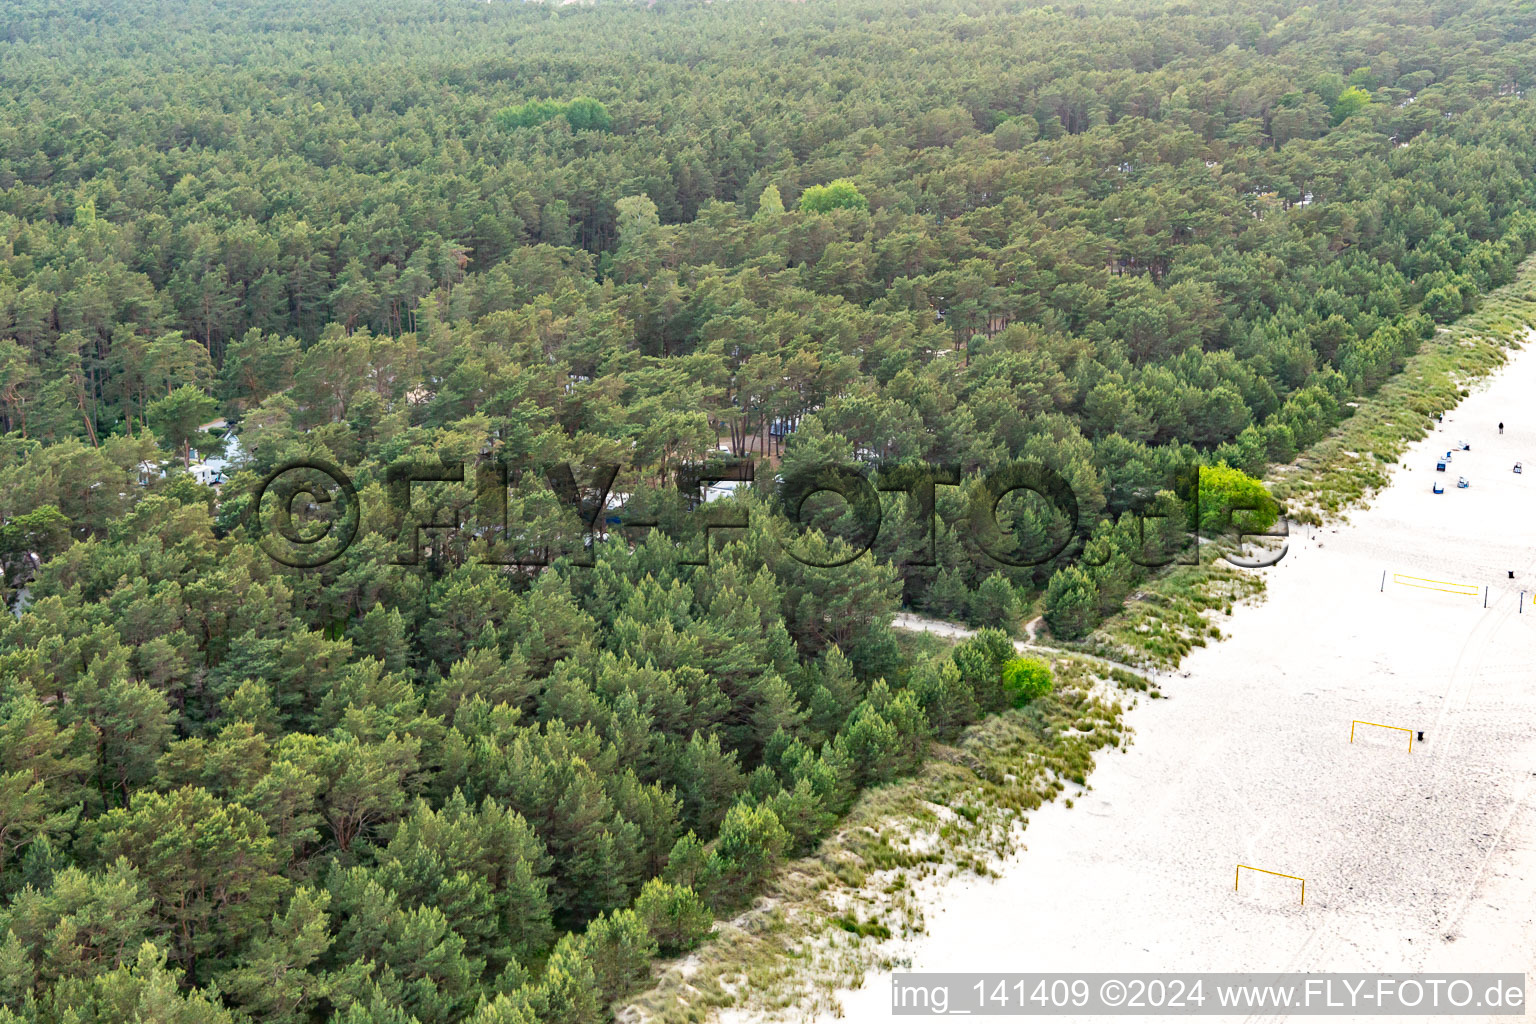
[1457, 476, 1470, 488]
[1515, 462, 1523, 474]
[1436, 461, 1447, 471]
[1432, 481, 1444, 494]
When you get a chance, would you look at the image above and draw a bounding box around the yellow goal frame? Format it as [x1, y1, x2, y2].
[1351, 720, 1413, 752]
[1236, 864, 1305, 905]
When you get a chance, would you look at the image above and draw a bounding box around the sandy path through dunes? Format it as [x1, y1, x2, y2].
[823, 343, 1536, 1023]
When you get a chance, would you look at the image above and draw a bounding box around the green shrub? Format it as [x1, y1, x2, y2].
[1001, 657, 1053, 707]
[831, 914, 891, 940]
[1195, 463, 1279, 537]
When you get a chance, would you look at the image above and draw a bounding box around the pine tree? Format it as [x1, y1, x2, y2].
[967, 573, 1022, 631]
[580, 907, 657, 1005]
[631, 878, 713, 954]
[1043, 565, 1100, 640]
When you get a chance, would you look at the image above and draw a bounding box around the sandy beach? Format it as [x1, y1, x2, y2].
[821, 340, 1536, 1023]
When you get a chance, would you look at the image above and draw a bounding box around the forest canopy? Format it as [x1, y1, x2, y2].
[3, 0, 1536, 1021]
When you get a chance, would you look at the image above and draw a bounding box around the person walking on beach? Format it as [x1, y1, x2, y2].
[1499, 422, 1504, 434]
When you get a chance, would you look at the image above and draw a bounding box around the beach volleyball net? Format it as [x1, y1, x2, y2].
[1350, 719, 1414, 752]
[1388, 572, 1479, 597]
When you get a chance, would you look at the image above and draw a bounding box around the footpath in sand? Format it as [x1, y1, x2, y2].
[825, 343, 1536, 1022]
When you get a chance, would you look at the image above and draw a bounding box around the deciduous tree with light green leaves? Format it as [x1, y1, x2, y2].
[798, 179, 869, 214]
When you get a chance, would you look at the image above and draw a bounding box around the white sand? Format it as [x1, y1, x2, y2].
[822, 342, 1536, 1023]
